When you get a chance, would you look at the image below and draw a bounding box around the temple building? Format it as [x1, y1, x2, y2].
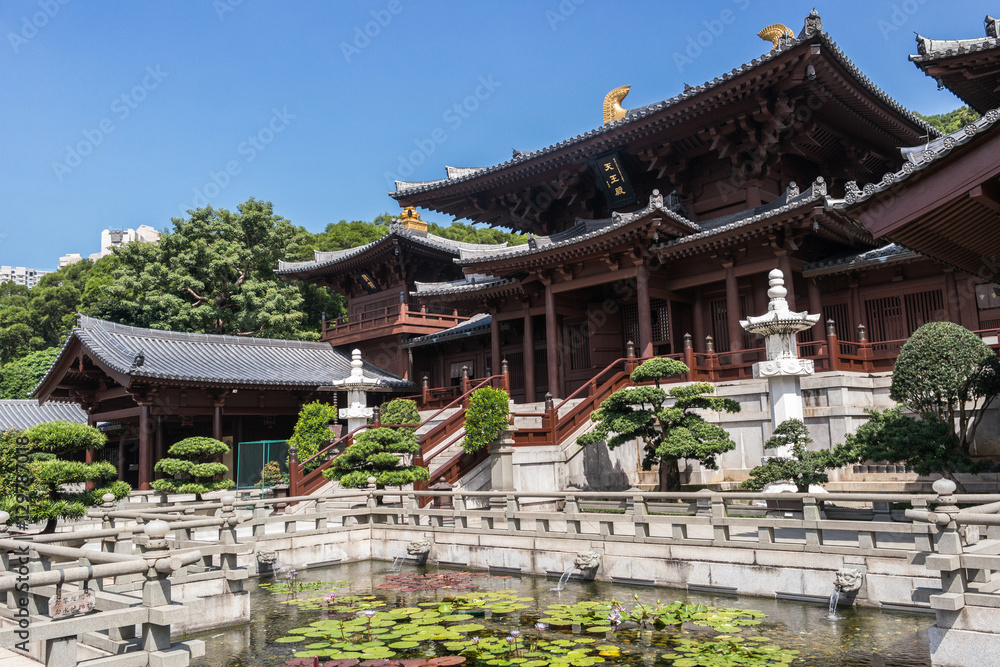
[36, 11, 1000, 493]
[281, 10, 997, 403]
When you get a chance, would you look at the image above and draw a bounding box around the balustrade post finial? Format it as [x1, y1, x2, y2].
[683, 332, 693, 349]
[857, 323, 867, 342]
[372, 405, 381, 427]
[826, 319, 836, 336]
[626, 340, 635, 358]
[422, 374, 429, 389]
[705, 335, 715, 353]
[544, 392, 554, 411]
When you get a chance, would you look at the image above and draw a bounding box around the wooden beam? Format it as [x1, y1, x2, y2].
[90, 407, 141, 422]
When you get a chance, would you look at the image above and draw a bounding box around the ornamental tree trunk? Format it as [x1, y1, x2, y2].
[658, 457, 682, 492]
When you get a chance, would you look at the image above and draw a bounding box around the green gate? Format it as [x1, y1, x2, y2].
[235, 440, 289, 489]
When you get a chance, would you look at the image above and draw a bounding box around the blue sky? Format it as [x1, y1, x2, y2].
[0, 1, 994, 269]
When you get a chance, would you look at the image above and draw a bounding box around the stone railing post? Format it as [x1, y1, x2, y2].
[100, 492, 117, 552]
[926, 480, 966, 612]
[453, 492, 467, 530]
[366, 476, 379, 524]
[505, 494, 520, 533]
[803, 496, 821, 551]
[632, 493, 650, 539]
[710, 494, 729, 543]
[564, 495, 581, 535]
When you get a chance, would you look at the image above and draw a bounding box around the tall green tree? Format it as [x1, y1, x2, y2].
[95, 198, 322, 339]
[579, 358, 740, 491]
[915, 106, 981, 134]
[0, 347, 61, 398]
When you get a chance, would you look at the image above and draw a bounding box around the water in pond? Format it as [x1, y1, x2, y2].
[188, 560, 933, 666]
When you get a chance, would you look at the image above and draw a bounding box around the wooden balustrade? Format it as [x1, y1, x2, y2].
[322, 304, 469, 344]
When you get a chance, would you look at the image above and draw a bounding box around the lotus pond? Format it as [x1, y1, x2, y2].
[189, 560, 933, 666]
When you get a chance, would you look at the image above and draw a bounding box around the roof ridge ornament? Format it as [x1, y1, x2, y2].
[758, 23, 794, 51]
[987, 15, 999, 39]
[398, 206, 427, 232]
[801, 9, 822, 37]
[602, 85, 630, 124]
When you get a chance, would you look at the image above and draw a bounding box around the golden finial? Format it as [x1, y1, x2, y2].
[602, 85, 631, 124]
[399, 206, 426, 231]
[758, 24, 794, 50]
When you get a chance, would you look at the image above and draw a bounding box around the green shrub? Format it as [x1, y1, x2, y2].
[380, 398, 420, 425]
[0, 423, 128, 532]
[288, 401, 339, 473]
[630, 357, 688, 386]
[579, 360, 739, 491]
[891, 321, 1000, 452]
[151, 436, 234, 497]
[741, 419, 836, 492]
[462, 387, 510, 454]
[323, 426, 428, 489]
[833, 407, 985, 489]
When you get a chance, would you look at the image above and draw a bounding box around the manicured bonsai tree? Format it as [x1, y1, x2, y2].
[741, 419, 836, 492]
[322, 426, 429, 489]
[833, 407, 984, 490]
[288, 401, 339, 473]
[151, 436, 234, 498]
[0, 422, 130, 533]
[379, 398, 421, 426]
[461, 387, 510, 454]
[579, 358, 740, 491]
[890, 321, 1000, 453]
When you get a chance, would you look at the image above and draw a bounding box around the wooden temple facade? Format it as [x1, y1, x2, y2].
[279, 10, 1000, 405]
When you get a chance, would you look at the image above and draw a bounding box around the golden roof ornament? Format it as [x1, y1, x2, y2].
[602, 85, 630, 124]
[758, 24, 794, 50]
[398, 206, 426, 232]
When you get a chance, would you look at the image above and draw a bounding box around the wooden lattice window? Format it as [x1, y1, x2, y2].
[709, 295, 753, 351]
[505, 351, 525, 390]
[623, 299, 671, 347]
[864, 289, 944, 343]
[823, 303, 851, 340]
[566, 323, 592, 371]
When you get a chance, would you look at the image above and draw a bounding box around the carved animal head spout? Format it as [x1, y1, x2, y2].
[834, 567, 864, 593]
[758, 24, 794, 50]
[603, 85, 630, 124]
[573, 550, 602, 570]
[406, 539, 432, 556]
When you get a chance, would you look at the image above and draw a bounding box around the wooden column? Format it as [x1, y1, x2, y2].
[849, 279, 864, 332]
[117, 434, 125, 482]
[636, 266, 653, 358]
[724, 263, 742, 352]
[138, 403, 151, 491]
[490, 309, 501, 376]
[944, 270, 960, 323]
[154, 417, 165, 480]
[808, 278, 824, 341]
[523, 310, 536, 403]
[692, 289, 705, 353]
[545, 283, 559, 399]
[213, 404, 223, 441]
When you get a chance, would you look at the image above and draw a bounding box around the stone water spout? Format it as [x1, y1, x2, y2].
[828, 567, 865, 619]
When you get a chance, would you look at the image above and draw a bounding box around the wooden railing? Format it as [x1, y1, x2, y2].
[322, 304, 469, 343]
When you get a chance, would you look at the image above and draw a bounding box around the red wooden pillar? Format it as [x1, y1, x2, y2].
[724, 263, 742, 353]
[138, 403, 151, 491]
[490, 310, 501, 376]
[545, 283, 559, 399]
[692, 290, 705, 353]
[636, 266, 653, 359]
[944, 269, 960, 323]
[154, 416, 165, 480]
[213, 404, 223, 442]
[522, 310, 536, 403]
[826, 320, 839, 372]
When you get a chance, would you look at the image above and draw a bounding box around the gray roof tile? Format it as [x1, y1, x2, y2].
[832, 108, 1000, 209]
[403, 314, 492, 348]
[392, 31, 937, 198]
[276, 222, 508, 275]
[0, 400, 87, 429]
[36, 316, 410, 392]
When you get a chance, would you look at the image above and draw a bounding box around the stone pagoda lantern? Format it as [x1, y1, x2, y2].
[332, 349, 382, 432]
[740, 269, 820, 457]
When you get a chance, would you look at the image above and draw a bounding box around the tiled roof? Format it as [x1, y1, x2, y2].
[911, 16, 1000, 62]
[832, 108, 1000, 209]
[403, 314, 492, 348]
[654, 178, 828, 252]
[413, 274, 517, 297]
[0, 400, 87, 429]
[276, 222, 507, 275]
[35, 316, 409, 393]
[802, 244, 918, 276]
[391, 28, 938, 198]
[455, 189, 700, 265]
